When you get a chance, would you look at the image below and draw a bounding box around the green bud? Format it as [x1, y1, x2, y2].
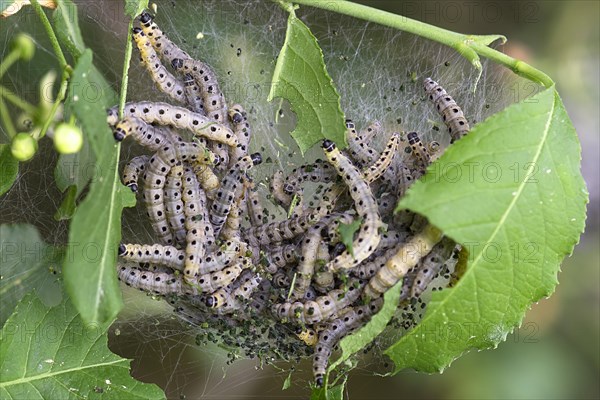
[11, 132, 37, 161]
[11, 33, 36, 61]
[53, 122, 83, 154]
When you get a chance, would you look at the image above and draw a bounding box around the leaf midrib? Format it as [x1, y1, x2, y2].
[0, 359, 126, 388]
[396, 89, 556, 342]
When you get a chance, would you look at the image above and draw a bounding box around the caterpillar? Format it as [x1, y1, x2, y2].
[272, 278, 363, 325]
[312, 241, 334, 293]
[423, 77, 470, 143]
[113, 116, 173, 150]
[312, 299, 383, 387]
[173, 140, 219, 167]
[118, 260, 245, 295]
[244, 184, 342, 247]
[118, 243, 184, 270]
[181, 167, 210, 281]
[410, 237, 456, 297]
[108, 102, 237, 147]
[345, 119, 379, 168]
[122, 155, 149, 192]
[200, 240, 245, 274]
[210, 153, 262, 237]
[132, 27, 186, 104]
[358, 120, 382, 144]
[228, 104, 251, 163]
[291, 214, 343, 300]
[283, 159, 337, 196]
[405, 131, 431, 177]
[363, 132, 400, 183]
[193, 162, 220, 200]
[270, 170, 293, 209]
[322, 140, 382, 271]
[363, 224, 443, 299]
[171, 58, 228, 126]
[267, 244, 298, 270]
[205, 270, 262, 312]
[138, 12, 191, 63]
[182, 73, 205, 115]
[352, 245, 401, 279]
[244, 178, 265, 226]
[164, 165, 186, 245]
[142, 148, 178, 245]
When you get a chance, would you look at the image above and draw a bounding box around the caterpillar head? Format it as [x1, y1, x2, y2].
[139, 11, 153, 26]
[171, 58, 184, 70]
[250, 152, 263, 166]
[322, 140, 336, 152]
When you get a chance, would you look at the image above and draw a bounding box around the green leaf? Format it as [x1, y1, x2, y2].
[53, 0, 117, 106]
[62, 50, 136, 327]
[387, 86, 588, 373]
[54, 184, 77, 221]
[310, 379, 345, 400]
[327, 279, 403, 378]
[0, 292, 165, 399]
[53, 0, 85, 58]
[0, 224, 63, 326]
[338, 218, 361, 257]
[282, 370, 292, 390]
[124, 0, 149, 18]
[268, 7, 346, 154]
[0, 144, 18, 196]
[54, 135, 93, 197]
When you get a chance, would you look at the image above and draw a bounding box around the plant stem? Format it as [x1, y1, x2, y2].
[35, 70, 68, 140]
[286, 0, 554, 88]
[0, 51, 20, 80]
[0, 97, 17, 138]
[30, 0, 69, 73]
[0, 86, 37, 114]
[118, 19, 135, 118]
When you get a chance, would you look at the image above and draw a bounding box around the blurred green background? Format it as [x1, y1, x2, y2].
[1, 0, 598, 399]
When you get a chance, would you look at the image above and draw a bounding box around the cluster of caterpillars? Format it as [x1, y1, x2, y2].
[111, 11, 470, 387]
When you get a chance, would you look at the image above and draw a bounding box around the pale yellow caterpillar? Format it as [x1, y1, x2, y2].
[423, 77, 470, 143]
[118, 260, 245, 295]
[322, 140, 382, 271]
[205, 270, 262, 312]
[313, 299, 383, 387]
[182, 73, 205, 115]
[210, 153, 262, 237]
[122, 155, 149, 192]
[108, 102, 237, 147]
[171, 57, 228, 126]
[410, 237, 456, 297]
[363, 132, 400, 183]
[113, 116, 173, 150]
[139, 12, 191, 63]
[363, 224, 443, 299]
[345, 119, 379, 167]
[272, 278, 363, 325]
[283, 159, 337, 196]
[164, 165, 186, 245]
[406, 131, 431, 177]
[132, 27, 186, 104]
[118, 243, 184, 270]
[181, 167, 210, 281]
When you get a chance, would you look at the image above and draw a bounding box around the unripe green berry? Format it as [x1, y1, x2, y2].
[53, 123, 83, 154]
[11, 133, 37, 161]
[11, 33, 36, 61]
